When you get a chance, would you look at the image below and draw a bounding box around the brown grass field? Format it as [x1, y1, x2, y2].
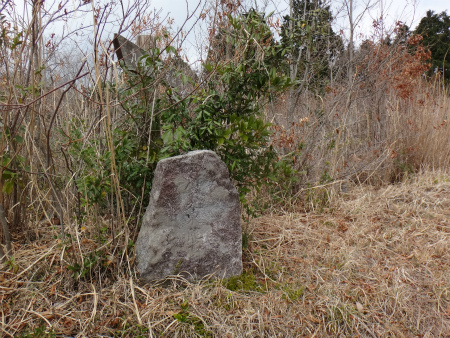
[1, 170, 449, 337]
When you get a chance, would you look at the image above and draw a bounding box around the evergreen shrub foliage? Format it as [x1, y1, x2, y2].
[68, 10, 294, 217]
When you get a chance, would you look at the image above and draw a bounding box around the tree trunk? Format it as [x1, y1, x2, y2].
[0, 203, 11, 258]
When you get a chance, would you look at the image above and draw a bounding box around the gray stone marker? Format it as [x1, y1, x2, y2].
[112, 34, 197, 92]
[113, 34, 148, 72]
[136, 150, 243, 282]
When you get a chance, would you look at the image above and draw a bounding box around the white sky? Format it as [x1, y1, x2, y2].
[12, 0, 449, 69]
[144, 0, 449, 64]
[151, 0, 449, 29]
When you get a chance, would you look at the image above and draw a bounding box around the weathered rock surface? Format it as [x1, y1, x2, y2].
[136, 150, 242, 282]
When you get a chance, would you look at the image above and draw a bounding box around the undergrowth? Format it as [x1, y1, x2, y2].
[2, 170, 449, 336]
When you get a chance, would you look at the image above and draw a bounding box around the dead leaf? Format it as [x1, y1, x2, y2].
[308, 314, 321, 323]
[338, 222, 349, 232]
[356, 302, 364, 312]
[374, 315, 383, 324]
[62, 318, 74, 330]
[41, 311, 55, 320]
[403, 253, 414, 260]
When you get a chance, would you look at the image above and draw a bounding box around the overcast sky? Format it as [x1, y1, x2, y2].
[150, 0, 449, 30]
[143, 0, 449, 63]
[13, 0, 449, 69]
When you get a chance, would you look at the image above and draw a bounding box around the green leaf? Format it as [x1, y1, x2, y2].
[165, 45, 177, 55]
[2, 170, 13, 180]
[162, 130, 173, 144]
[174, 126, 186, 141]
[14, 135, 24, 144]
[3, 180, 14, 194]
[181, 74, 188, 85]
[204, 63, 213, 72]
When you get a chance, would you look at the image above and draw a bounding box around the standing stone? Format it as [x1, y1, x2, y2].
[136, 150, 242, 282]
[112, 34, 148, 72]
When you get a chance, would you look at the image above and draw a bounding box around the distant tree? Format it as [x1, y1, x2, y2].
[392, 22, 412, 46]
[280, 0, 343, 124]
[415, 10, 450, 82]
[206, 8, 281, 70]
[282, 0, 340, 79]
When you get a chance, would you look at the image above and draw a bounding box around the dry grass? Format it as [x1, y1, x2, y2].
[269, 74, 450, 190]
[1, 170, 450, 337]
